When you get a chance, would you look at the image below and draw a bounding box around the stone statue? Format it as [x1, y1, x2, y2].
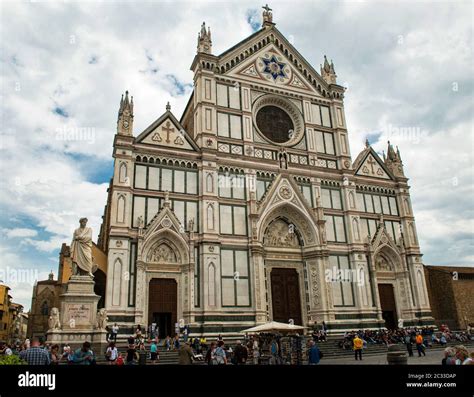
[398, 318, 404, 329]
[96, 308, 108, 330]
[137, 215, 144, 229]
[187, 218, 194, 232]
[262, 4, 273, 24]
[71, 217, 94, 276]
[48, 307, 61, 330]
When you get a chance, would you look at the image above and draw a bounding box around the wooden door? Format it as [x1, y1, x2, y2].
[148, 279, 177, 337]
[378, 283, 398, 329]
[271, 268, 302, 326]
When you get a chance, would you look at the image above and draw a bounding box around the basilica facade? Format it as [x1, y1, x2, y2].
[97, 7, 433, 338]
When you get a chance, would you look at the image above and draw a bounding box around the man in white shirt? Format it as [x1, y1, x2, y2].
[111, 323, 119, 342]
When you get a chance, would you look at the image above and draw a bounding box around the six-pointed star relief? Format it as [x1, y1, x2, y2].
[262, 55, 287, 81]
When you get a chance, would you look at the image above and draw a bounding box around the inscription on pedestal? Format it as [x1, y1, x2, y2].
[66, 303, 92, 327]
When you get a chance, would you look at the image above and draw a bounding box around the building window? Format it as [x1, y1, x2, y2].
[132, 196, 198, 231]
[172, 200, 198, 232]
[310, 104, 332, 127]
[134, 165, 147, 189]
[221, 248, 250, 306]
[298, 184, 314, 207]
[216, 83, 241, 109]
[134, 165, 198, 195]
[357, 192, 399, 215]
[41, 301, 49, 315]
[217, 112, 242, 139]
[360, 218, 401, 243]
[219, 205, 247, 235]
[325, 215, 347, 242]
[315, 131, 335, 155]
[256, 177, 273, 201]
[329, 255, 355, 306]
[321, 187, 342, 209]
[218, 172, 246, 199]
[256, 106, 294, 143]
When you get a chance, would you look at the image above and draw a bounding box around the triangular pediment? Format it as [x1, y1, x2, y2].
[142, 203, 188, 242]
[225, 45, 319, 95]
[218, 26, 329, 95]
[354, 147, 393, 180]
[257, 174, 316, 222]
[370, 219, 399, 252]
[137, 202, 191, 264]
[255, 174, 320, 246]
[136, 111, 198, 151]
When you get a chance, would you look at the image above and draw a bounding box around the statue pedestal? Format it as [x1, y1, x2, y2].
[47, 276, 107, 354]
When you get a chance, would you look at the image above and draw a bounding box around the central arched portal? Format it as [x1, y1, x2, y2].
[264, 217, 305, 326]
[148, 278, 177, 339]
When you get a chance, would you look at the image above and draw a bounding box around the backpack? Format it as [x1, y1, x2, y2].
[212, 347, 225, 365]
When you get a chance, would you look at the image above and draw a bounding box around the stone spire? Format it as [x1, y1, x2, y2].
[384, 141, 405, 178]
[197, 22, 212, 54]
[117, 90, 134, 136]
[321, 55, 337, 84]
[262, 4, 274, 26]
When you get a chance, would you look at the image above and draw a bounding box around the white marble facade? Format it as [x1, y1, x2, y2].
[100, 10, 433, 336]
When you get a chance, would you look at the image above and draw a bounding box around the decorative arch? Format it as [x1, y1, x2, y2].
[117, 194, 126, 223]
[41, 300, 49, 315]
[352, 217, 361, 241]
[258, 202, 319, 246]
[348, 191, 356, 209]
[416, 269, 427, 305]
[208, 262, 216, 307]
[146, 240, 179, 263]
[374, 245, 402, 273]
[404, 198, 411, 215]
[119, 162, 127, 183]
[207, 203, 215, 230]
[141, 228, 190, 265]
[206, 173, 214, 193]
[112, 258, 122, 306]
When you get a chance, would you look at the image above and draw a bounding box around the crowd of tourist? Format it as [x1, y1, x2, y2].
[0, 337, 98, 365]
[2, 323, 472, 366]
[336, 325, 474, 363]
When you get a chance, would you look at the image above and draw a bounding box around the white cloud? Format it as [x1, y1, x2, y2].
[1, 228, 38, 238]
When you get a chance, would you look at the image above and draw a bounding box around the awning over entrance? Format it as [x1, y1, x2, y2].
[241, 321, 306, 334]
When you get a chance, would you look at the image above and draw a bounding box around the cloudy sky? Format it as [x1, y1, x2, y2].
[0, 0, 472, 309]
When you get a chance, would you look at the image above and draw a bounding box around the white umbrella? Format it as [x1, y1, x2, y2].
[241, 321, 306, 334]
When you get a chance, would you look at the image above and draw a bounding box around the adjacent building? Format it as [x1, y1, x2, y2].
[424, 266, 474, 330]
[0, 284, 26, 344]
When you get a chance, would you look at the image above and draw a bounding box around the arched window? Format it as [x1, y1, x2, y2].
[41, 301, 49, 315]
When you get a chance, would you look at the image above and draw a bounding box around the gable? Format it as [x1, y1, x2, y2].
[226, 44, 320, 95]
[355, 152, 392, 180]
[217, 26, 333, 96]
[136, 112, 198, 151]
